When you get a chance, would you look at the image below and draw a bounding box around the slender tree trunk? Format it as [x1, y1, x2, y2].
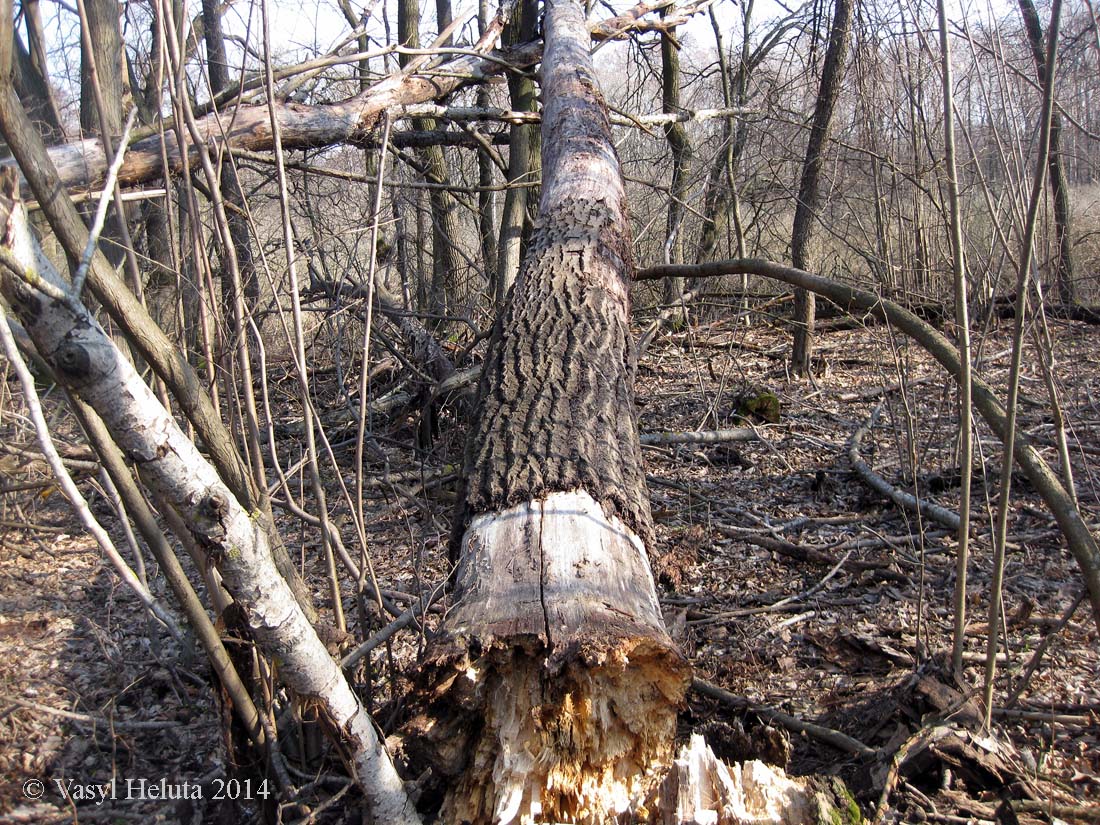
[398, 0, 464, 318]
[1017, 0, 1076, 306]
[496, 0, 540, 303]
[935, 0, 974, 677]
[790, 0, 852, 375]
[78, 0, 131, 268]
[436, 0, 453, 43]
[202, 0, 258, 305]
[408, 0, 690, 819]
[477, 0, 498, 284]
[660, 8, 691, 322]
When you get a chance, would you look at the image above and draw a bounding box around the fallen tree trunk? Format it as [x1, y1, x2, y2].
[405, 1, 691, 820]
[0, 171, 421, 825]
[637, 258, 1100, 633]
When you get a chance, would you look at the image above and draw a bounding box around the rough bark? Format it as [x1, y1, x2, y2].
[407, 1, 690, 820]
[0, 175, 421, 825]
[9, 31, 62, 144]
[78, 0, 123, 136]
[790, 0, 852, 375]
[637, 258, 1100, 634]
[462, 192, 653, 543]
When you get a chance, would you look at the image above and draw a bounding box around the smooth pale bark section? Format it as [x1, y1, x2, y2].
[449, 491, 665, 641]
[0, 191, 420, 825]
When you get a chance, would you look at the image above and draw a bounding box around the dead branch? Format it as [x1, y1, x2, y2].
[848, 404, 963, 531]
[692, 678, 876, 757]
[640, 428, 760, 446]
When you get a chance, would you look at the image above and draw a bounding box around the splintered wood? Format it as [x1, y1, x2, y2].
[409, 491, 689, 823]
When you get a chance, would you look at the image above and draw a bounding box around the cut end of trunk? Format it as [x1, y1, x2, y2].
[407, 491, 691, 824]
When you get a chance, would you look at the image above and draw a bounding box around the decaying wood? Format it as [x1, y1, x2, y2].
[848, 404, 962, 531]
[0, 177, 421, 825]
[637, 257, 1100, 634]
[655, 734, 859, 824]
[405, 1, 691, 820]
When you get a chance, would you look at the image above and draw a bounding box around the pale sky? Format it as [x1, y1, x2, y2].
[35, 0, 1022, 120]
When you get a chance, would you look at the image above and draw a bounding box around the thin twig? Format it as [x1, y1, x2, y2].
[72, 108, 138, 297]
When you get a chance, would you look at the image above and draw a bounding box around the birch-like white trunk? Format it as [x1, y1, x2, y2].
[0, 172, 420, 825]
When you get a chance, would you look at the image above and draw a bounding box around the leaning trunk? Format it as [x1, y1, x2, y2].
[0, 171, 421, 825]
[407, 0, 690, 820]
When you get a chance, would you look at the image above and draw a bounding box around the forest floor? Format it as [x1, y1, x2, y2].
[1, 310, 1098, 823]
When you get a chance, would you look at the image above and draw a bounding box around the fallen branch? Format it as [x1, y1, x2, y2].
[692, 678, 876, 757]
[2, 696, 183, 731]
[849, 404, 962, 531]
[4, 2, 717, 196]
[640, 427, 759, 446]
[637, 258, 1100, 633]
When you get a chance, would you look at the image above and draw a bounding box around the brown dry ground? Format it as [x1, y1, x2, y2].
[1, 312, 1098, 823]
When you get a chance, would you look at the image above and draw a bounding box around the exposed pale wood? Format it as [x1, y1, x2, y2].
[413, 493, 688, 824]
[656, 734, 820, 825]
[641, 428, 759, 446]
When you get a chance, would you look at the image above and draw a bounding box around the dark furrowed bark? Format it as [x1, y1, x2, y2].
[406, 4, 688, 822]
[460, 196, 652, 548]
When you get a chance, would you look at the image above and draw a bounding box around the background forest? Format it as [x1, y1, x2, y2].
[0, 0, 1098, 821]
